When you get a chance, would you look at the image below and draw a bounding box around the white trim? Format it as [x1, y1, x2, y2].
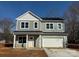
[26, 34, 28, 48]
[16, 11, 42, 21]
[20, 21, 29, 29]
[57, 23, 62, 30]
[13, 35, 16, 48]
[39, 35, 42, 48]
[28, 11, 42, 20]
[16, 20, 18, 30]
[33, 21, 38, 29]
[45, 23, 54, 30]
[39, 22, 42, 31]
[45, 23, 50, 30]
[42, 36, 64, 48]
[29, 36, 34, 40]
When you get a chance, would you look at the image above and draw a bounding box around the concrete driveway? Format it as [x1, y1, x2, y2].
[44, 48, 79, 57]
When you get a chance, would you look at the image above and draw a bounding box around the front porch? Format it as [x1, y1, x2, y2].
[13, 34, 42, 48]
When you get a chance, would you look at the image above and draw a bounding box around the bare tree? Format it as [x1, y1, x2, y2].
[64, 2, 79, 44]
[0, 18, 15, 43]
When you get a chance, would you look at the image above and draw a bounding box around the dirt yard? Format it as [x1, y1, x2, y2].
[0, 43, 47, 57]
[0, 48, 47, 57]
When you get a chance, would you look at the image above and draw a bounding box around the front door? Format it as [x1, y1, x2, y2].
[18, 36, 26, 48]
[28, 36, 34, 48]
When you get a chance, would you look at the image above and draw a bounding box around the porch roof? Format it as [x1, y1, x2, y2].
[13, 31, 68, 36]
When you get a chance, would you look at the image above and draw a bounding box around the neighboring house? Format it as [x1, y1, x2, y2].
[13, 11, 67, 48]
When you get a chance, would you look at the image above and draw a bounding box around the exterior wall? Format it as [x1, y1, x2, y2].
[15, 40, 26, 48]
[16, 20, 65, 32]
[15, 35, 40, 48]
[16, 11, 65, 32]
[36, 35, 42, 48]
[16, 12, 41, 21]
[41, 22, 65, 32]
[16, 20, 41, 31]
[14, 11, 67, 48]
[36, 36, 40, 48]
[14, 34, 67, 48]
[63, 36, 67, 48]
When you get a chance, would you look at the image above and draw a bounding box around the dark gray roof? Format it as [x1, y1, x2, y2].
[41, 17, 64, 20]
[40, 17, 64, 22]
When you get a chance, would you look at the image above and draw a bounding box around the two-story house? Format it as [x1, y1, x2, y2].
[13, 11, 67, 48]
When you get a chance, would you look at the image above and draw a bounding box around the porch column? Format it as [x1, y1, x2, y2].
[39, 35, 42, 48]
[26, 34, 28, 48]
[13, 34, 16, 48]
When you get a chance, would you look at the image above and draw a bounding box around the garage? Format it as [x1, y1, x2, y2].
[42, 36, 64, 48]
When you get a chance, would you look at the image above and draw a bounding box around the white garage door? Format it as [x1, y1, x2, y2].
[42, 37, 63, 48]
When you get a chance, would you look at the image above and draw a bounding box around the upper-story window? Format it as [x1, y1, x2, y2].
[46, 24, 50, 29]
[25, 22, 28, 28]
[58, 24, 61, 29]
[50, 24, 53, 29]
[35, 22, 37, 28]
[46, 23, 53, 29]
[21, 22, 28, 28]
[21, 22, 24, 28]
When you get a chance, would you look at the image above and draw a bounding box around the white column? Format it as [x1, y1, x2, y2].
[13, 35, 16, 48]
[39, 35, 42, 48]
[26, 34, 28, 48]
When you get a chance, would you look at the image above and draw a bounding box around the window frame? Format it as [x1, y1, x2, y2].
[21, 22, 24, 28]
[50, 23, 53, 29]
[58, 23, 62, 29]
[25, 22, 28, 28]
[18, 36, 26, 43]
[46, 23, 50, 29]
[33, 22, 38, 29]
[45, 23, 54, 30]
[20, 21, 29, 29]
[29, 36, 34, 41]
[18, 37, 23, 43]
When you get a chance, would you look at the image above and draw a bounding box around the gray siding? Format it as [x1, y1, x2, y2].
[16, 20, 40, 31]
[41, 22, 65, 32]
[16, 20, 65, 32]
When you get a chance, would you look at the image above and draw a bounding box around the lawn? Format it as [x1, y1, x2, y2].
[0, 48, 47, 57]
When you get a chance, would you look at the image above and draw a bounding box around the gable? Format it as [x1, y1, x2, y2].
[16, 11, 42, 21]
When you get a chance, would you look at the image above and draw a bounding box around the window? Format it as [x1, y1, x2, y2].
[18, 37, 26, 43]
[25, 22, 28, 28]
[21, 22, 24, 28]
[46, 24, 49, 29]
[50, 24, 53, 29]
[29, 36, 34, 41]
[58, 24, 61, 29]
[46, 23, 53, 29]
[23, 37, 26, 43]
[18, 37, 22, 43]
[35, 22, 37, 28]
[21, 22, 28, 28]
